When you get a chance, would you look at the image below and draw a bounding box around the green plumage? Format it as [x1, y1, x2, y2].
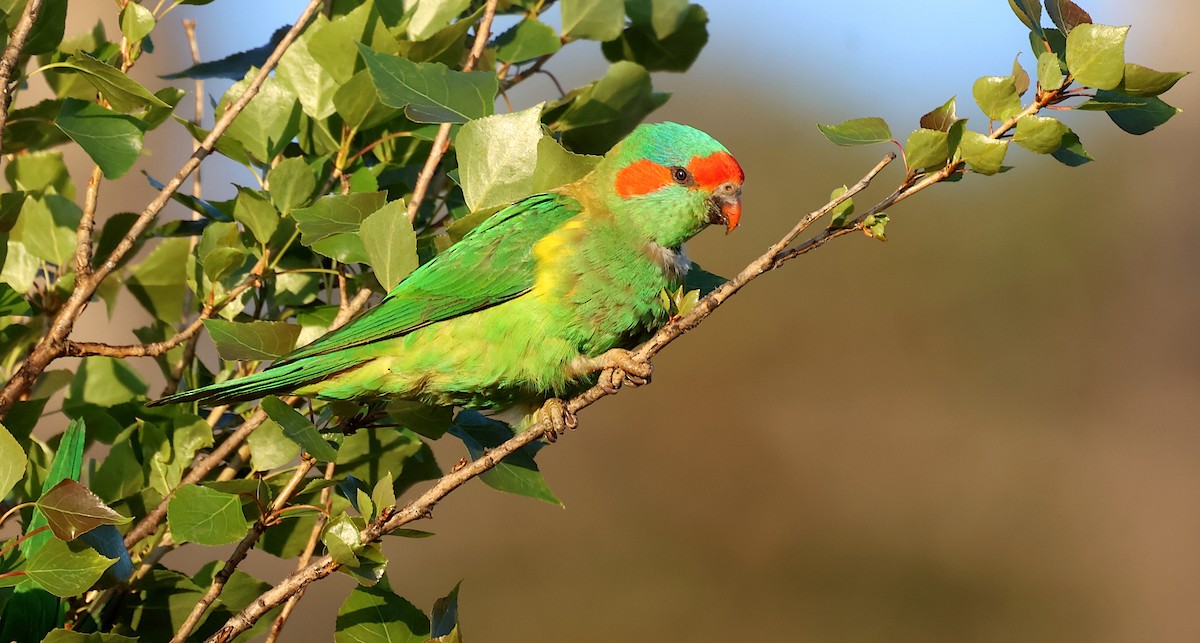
[153, 123, 743, 421]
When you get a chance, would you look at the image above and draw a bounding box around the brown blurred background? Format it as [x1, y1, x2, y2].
[42, 1, 1200, 641]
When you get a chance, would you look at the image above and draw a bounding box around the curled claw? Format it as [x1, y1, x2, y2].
[539, 398, 577, 443]
[598, 348, 652, 389]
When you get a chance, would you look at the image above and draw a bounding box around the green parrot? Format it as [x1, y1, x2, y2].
[152, 122, 744, 435]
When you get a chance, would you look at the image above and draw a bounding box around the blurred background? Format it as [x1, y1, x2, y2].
[45, 0, 1200, 640]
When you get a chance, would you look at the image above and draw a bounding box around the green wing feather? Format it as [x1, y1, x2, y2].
[273, 192, 581, 365]
[151, 192, 582, 406]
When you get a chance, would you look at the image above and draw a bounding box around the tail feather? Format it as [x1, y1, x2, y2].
[148, 357, 357, 407]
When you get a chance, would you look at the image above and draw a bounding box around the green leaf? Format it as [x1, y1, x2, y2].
[450, 411, 561, 506]
[1093, 89, 1181, 135]
[457, 105, 543, 210]
[602, 4, 708, 72]
[217, 69, 302, 163]
[334, 582, 430, 643]
[385, 401, 453, 440]
[2, 99, 70, 154]
[293, 191, 387, 245]
[1013, 114, 1070, 153]
[66, 358, 147, 407]
[333, 69, 401, 131]
[11, 193, 79, 267]
[126, 237, 190, 325]
[817, 117, 893, 146]
[308, 2, 397, 83]
[267, 156, 318, 214]
[1012, 54, 1031, 95]
[4, 149, 73, 197]
[827, 185, 855, 229]
[360, 200, 418, 291]
[39, 629, 138, 643]
[406, 0, 471, 42]
[1066, 23, 1128, 90]
[196, 220, 249, 283]
[145, 415, 214, 498]
[164, 25, 288, 80]
[553, 61, 668, 154]
[430, 581, 461, 640]
[246, 419, 301, 472]
[0, 422, 25, 501]
[682, 263, 726, 297]
[23, 0, 68, 56]
[35, 479, 130, 541]
[336, 427, 440, 498]
[21, 420, 85, 560]
[357, 44, 497, 124]
[42, 52, 170, 113]
[1045, 0, 1092, 34]
[1120, 63, 1188, 97]
[371, 472, 396, 513]
[203, 319, 301, 361]
[322, 513, 362, 566]
[904, 128, 951, 170]
[1050, 131, 1094, 166]
[395, 6, 483, 66]
[339, 542, 388, 587]
[261, 396, 339, 462]
[275, 18, 339, 120]
[232, 187, 279, 245]
[626, 0, 692, 39]
[167, 483, 250, 546]
[1008, 0, 1043, 37]
[1037, 51, 1065, 91]
[494, 18, 562, 64]
[118, 1, 155, 43]
[919, 96, 957, 132]
[958, 131, 1009, 175]
[25, 538, 115, 598]
[971, 75, 1021, 121]
[561, 0, 626, 41]
[54, 99, 146, 179]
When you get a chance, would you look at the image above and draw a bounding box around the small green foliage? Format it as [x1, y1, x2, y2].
[1091, 90, 1181, 135]
[42, 52, 170, 112]
[494, 18, 561, 64]
[0, 423, 26, 501]
[1120, 63, 1189, 97]
[1013, 115, 1070, 153]
[203, 319, 302, 361]
[335, 581, 431, 643]
[958, 131, 1009, 175]
[817, 117, 893, 146]
[167, 484, 250, 546]
[972, 75, 1021, 121]
[828, 185, 855, 229]
[54, 99, 146, 179]
[360, 200, 418, 291]
[118, 2, 155, 44]
[863, 213, 889, 242]
[261, 396, 340, 462]
[905, 128, 951, 171]
[561, 0, 626, 41]
[1008, 0, 1043, 37]
[25, 538, 116, 598]
[1037, 51, 1065, 90]
[357, 44, 498, 123]
[1065, 23, 1128, 90]
[322, 513, 364, 566]
[450, 412, 561, 506]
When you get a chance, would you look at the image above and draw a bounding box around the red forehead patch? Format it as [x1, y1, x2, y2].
[615, 151, 743, 199]
[688, 151, 744, 190]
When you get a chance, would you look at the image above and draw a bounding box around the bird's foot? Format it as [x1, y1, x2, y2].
[592, 348, 652, 394]
[538, 397, 577, 443]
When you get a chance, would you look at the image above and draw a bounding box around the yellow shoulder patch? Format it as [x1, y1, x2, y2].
[531, 220, 586, 296]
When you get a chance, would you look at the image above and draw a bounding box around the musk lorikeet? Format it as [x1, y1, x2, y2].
[151, 122, 745, 436]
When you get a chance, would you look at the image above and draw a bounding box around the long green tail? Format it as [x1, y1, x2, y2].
[148, 356, 357, 407]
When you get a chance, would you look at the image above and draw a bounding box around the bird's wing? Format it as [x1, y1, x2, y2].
[270, 192, 582, 367]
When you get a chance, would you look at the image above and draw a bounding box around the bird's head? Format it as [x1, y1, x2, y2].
[598, 122, 743, 248]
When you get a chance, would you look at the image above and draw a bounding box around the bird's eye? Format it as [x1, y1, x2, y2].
[671, 167, 691, 184]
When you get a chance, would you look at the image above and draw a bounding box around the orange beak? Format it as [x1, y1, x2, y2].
[721, 197, 742, 233]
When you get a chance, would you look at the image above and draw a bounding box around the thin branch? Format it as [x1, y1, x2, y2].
[0, 0, 325, 419]
[0, 0, 44, 156]
[405, 0, 499, 222]
[75, 167, 103, 277]
[182, 18, 203, 200]
[266, 461, 336, 643]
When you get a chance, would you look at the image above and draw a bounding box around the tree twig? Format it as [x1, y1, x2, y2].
[0, 0, 44, 157]
[0, 0, 326, 419]
[265, 461, 336, 643]
[405, 0, 498, 222]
